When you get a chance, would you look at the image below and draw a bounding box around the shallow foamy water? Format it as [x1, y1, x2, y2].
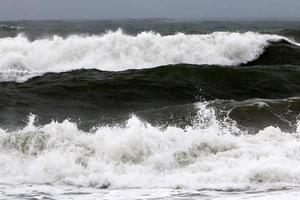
[1, 184, 300, 200]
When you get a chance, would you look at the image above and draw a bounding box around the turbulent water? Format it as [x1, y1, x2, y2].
[1, 20, 300, 199]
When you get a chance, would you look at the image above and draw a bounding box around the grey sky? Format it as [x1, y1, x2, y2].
[0, 0, 300, 20]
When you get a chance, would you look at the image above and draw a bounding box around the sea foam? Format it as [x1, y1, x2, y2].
[0, 103, 300, 191]
[0, 30, 288, 82]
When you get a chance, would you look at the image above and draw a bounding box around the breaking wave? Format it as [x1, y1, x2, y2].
[1, 103, 300, 191]
[0, 30, 298, 82]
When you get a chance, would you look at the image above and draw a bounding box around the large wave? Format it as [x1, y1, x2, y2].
[1, 103, 300, 191]
[1, 65, 300, 131]
[0, 30, 292, 82]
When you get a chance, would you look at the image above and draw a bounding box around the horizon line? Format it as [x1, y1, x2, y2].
[1, 17, 300, 22]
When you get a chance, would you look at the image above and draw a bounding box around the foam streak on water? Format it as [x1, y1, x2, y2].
[0, 31, 286, 82]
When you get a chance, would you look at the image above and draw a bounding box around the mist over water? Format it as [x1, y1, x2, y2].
[1, 20, 300, 199]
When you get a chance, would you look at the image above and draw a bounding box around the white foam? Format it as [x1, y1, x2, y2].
[0, 31, 285, 82]
[0, 103, 300, 191]
[1, 185, 299, 200]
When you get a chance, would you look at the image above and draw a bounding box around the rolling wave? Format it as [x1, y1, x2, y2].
[280, 29, 300, 42]
[245, 39, 300, 66]
[1, 65, 300, 130]
[1, 105, 300, 191]
[0, 31, 297, 82]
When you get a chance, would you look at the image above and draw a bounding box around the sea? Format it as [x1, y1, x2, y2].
[0, 19, 300, 199]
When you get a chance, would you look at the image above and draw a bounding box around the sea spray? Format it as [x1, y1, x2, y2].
[0, 103, 300, 191]
[0, 31, 288, 82]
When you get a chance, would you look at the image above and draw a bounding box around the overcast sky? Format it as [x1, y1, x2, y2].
[0, 0, 300, 20]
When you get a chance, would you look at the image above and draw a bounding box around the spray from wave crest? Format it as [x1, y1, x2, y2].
[1, 103, 300, 191]
[0, 30, 286, 82]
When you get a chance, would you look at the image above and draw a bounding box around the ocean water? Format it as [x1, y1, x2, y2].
[1, 20, 300, 199]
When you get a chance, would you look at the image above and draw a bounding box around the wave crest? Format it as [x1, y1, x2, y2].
[0, 31, 288, 82]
